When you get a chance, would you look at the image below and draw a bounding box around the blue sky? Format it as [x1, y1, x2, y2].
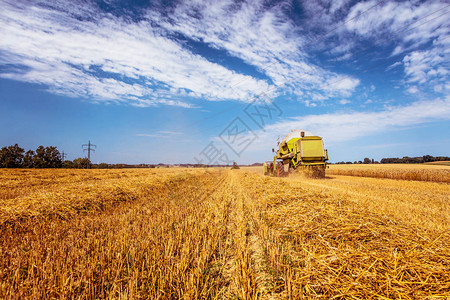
[0, 0, 449, 164]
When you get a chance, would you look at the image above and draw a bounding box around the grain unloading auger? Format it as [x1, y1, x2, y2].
[263, 129, 329, 178]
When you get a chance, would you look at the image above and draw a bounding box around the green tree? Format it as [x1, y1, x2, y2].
[62, 160, 74, 168]
[73, 157, 90, 169]
[46, 146, 62, 168]
[363, 157, 371, 164]
[0, 144, 24, 168]
[23, 150, 35, 168]
[33, 146, 47, 168]
[96, 163, 109, 169]
[33, 146, 62, 168]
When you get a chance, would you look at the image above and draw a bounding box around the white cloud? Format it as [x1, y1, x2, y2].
[0, 0, 364, 108]
[152, 0, 360, 104]
[136, 130, 182, 138]
[403, 46, 449, 87]
[0, 0, 272, 106]
[299, 0, 353, 32]
[1, 0, 445, 110]
[391, 46, 403, 56]
[329, 77, 360, 93]
[407, 86, 419, 94]
[158, 131, 182, 135]
[386, 61, 402, 71]
[343, 0, 449, 92]
[344, 0, 447, 40]
[339, 99, 350, 105]
[434, 84, 443, 92]
[304, 100, 317, 107]
[232, 96, 450, 151]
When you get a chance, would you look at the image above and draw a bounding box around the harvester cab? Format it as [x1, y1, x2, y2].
[265, 129, 328, 177]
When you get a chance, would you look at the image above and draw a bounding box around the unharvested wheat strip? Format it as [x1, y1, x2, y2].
[216, 172, 240, 298]
[327, 164, 450, 183]
[232, 173, 258, 299]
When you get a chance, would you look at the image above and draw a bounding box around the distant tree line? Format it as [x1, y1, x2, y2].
[0, 144, 92, 168]
[0, 144, 248, 169]
[335, 158, 378, 164]
[0, 144, 62, 168]
[334, 155, 449, 164]
[379, 155, 450, 164]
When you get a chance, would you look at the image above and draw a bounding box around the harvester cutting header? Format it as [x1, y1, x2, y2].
[264, 129, 329, 177]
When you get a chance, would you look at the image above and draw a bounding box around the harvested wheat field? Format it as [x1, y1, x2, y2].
[0, 166, 449, 299]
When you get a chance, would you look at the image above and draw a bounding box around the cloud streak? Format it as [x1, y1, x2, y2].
[0, 0, 272, 106]
[153, 0, 360, 103]
[343, 0, 450, 94]
[237, 96, 450, 151]
[0, 0, 363, 108]
[0, 0, 447, 111]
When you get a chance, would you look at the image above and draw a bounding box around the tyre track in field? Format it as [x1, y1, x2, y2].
[219, 170, 280, 299]
[219, 170, 257, 299]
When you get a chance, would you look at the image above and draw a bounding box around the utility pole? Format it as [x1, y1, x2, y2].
[61, 151, 67, 161]
[82, 140, 97, 169]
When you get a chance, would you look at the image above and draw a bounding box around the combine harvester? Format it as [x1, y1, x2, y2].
[264, 129, 329, 178]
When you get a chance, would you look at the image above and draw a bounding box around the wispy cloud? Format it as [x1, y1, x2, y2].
[232, 96, 450, 151]
[0, 0, 447, 109]
[0, 0, 272, 106]
[153, 0, 360, 104]
[342, 0, 449, 94]
[136, 130, 182, 138]
[0, 0, 365, 108]
[386, 61, 402, 71]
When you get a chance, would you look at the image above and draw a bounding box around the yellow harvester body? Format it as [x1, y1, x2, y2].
[265, 130, 329, 177]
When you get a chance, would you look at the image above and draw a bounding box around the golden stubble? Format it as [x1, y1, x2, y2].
[0, 166, 448, 299]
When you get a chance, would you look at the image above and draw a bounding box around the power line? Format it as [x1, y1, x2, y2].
[82, 140, 96, 169]
[61, 151, 67, 161]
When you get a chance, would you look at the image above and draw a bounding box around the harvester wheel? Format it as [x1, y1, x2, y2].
[288, 167, 294, 176]
[276, 162, 287, 177]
